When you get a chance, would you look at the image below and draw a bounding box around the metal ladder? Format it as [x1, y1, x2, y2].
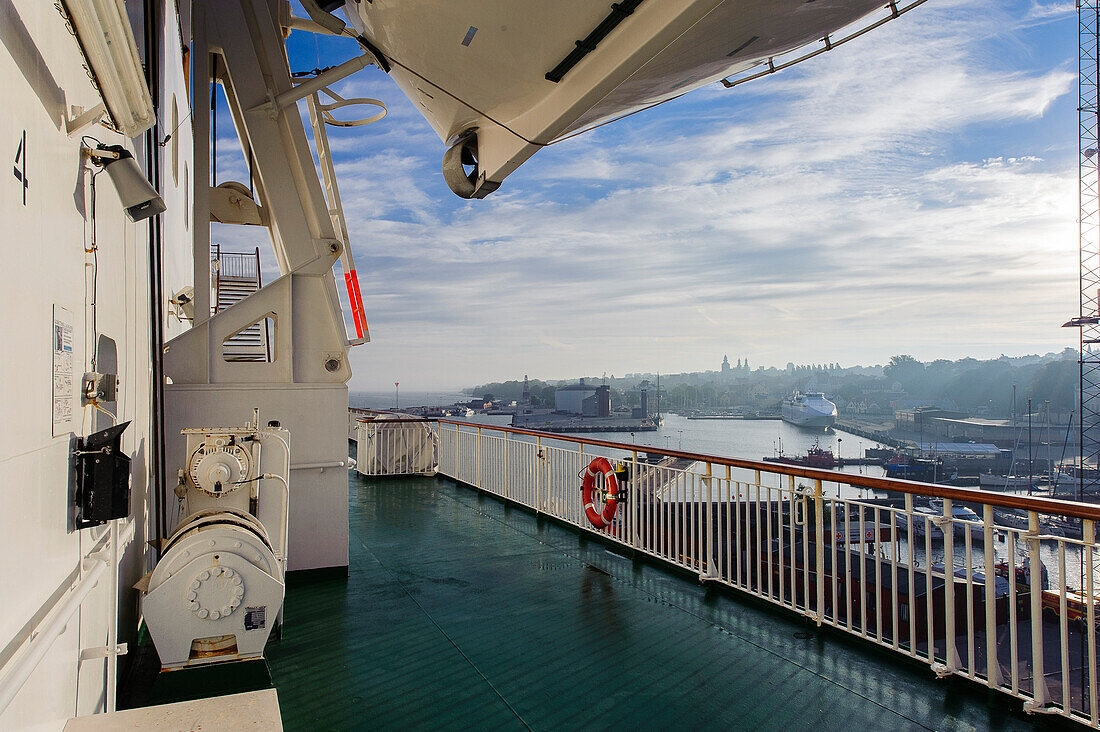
[211, 244, 270, 361]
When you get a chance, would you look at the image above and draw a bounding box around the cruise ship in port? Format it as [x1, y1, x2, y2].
[5, 0, 1100, 730]
[780, 391, 838, 429]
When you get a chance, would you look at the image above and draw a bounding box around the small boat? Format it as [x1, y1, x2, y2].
[931, 500, 984, 539]
[992, 507, 1029, 530]
[978, 472, 1038, 490]
[1042, 516, 1084, 540]
[894, 505, 943, 538]
[764, 439, 837, 468]
[895, 501, 983, 539]
[883, 454, 951, 484]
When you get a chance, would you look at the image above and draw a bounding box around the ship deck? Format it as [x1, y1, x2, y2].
[262, 471, 1052, 730]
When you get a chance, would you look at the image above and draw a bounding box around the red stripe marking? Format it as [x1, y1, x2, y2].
[343, 272, 362, 337]
[350, 269, 369, 337]
[344, 270, 367, 338]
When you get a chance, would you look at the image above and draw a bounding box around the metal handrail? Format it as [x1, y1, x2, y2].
[210, 247, 271, 361]
[417, 415, 1100, 521]
[210, 242, 220, 316]
[0, 518, 134, 715]
[351, 413, 437, 477]
[719, 0, 931, 90]
[347, 407, 1100, 520]
[215, 248, 261, 282]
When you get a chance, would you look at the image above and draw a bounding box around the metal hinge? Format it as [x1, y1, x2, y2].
[80, 643, 127, 661]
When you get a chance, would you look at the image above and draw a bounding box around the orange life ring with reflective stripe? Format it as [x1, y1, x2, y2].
[582, 456, 620, 530]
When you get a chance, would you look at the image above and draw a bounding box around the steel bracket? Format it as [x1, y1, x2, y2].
[1022, 700, 1059, 715]
[80, 643, 128, 661]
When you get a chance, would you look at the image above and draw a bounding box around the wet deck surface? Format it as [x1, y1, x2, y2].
[266, 473, 1057, 730]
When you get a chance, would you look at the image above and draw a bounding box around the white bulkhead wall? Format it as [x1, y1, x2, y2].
[0, 1, 191, 728]
[158, 2, 196, 345]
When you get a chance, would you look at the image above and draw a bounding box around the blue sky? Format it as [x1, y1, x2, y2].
[217, 1, 1081, 391]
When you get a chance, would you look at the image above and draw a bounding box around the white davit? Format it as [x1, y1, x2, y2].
[338, 0, 903, 197]
[781, 391, 838, 429]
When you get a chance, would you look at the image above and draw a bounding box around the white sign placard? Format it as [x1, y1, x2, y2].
[52, 305, 74, 435]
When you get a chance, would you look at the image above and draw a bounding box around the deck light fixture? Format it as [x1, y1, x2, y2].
[88, 144, 166, 222]
[62, 0, 156, 137]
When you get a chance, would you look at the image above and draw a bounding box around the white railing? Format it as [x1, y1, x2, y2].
[353, 415, 437, 477]
[423, 419, 1100, 728]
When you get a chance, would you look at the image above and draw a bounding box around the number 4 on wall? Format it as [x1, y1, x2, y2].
[13, 131, 27, 206]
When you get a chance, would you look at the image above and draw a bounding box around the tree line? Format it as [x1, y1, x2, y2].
[469, 349, 1079, 418]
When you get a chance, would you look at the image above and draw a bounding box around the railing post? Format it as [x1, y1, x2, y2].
[904, 485, 917, 660]
[632, 449, 640, 550]
[536, 435, 543, 512]
[983, 504, 1001, 688]
[705, 462, 714, 579]
[476, 427, 482, 490]
[437, 420, 446, 477]
[432, 422, 440, 473]
[1087, 519, 1097, 725]
[578, 442, 584, 527]
[1027, 510, 1046, 708]
[941, 498, 957, 674]
[814, 478, 824, 627]
[503, 433, 509, 501]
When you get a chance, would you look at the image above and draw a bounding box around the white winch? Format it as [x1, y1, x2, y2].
[187, 438, 252, 497]
[140, 417, 290, 668]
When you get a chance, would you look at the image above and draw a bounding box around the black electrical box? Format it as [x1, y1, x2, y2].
[74, 421, 132, 529]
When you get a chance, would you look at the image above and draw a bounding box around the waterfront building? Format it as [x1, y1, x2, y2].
[554, 381, 611, 417]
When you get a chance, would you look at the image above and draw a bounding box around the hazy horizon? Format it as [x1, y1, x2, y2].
[352, 347, 1076, 394]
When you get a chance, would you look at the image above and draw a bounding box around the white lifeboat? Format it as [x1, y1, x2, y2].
[335, 0, 897, 196]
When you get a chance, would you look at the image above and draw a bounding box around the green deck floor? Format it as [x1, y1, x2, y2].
[265, 473, 1064, 731]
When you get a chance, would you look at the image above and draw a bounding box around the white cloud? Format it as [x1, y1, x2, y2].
[273, 0, 1082, 389]
[1024, 1, 1076, 22]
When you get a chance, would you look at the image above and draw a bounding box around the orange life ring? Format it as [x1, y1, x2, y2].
[582, 456, 620, 530]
